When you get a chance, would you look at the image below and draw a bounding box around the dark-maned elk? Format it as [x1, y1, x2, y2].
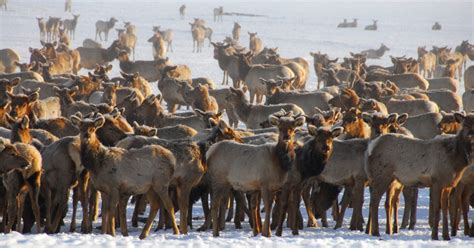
[432, 22, 442, 30]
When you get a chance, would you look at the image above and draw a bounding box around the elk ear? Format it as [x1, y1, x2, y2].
[20, 116, 30, 129]
[70, 115, 81, 126]
[0, 139, 5, 152]
[361, 113, 372, 124]
[216, 111, 224, 119]
[387, 113, 398, 124]
[69, 86, 79, 96]
[40, 40, 45, 46]
[149, 128, 158, 137]
[194, 108, 205, 116]
[453, 112, 465, 124]
[209, 118, 218, 128]
[53, 86, 61, 94]
[155, 94, 162, 102]
[397, 113, 408, 125]
[28, 92, 39, 103]
[313, 107, 323, 115]
[307, 124, 317, 136]
[132, 121, 140, 128]
[268, 115, 280, 126]
[11, 77, 21, 86]
[94, 115, 105, 128]
[330, 127, 344, 138]
[294, 115, 306, 127]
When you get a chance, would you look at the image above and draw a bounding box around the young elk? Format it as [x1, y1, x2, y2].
[275, 124, 343, 236]
[206, 111, 305, 237]
[3, 116, 42, 234]
[70, 114, 179, 239]
[0, 139, 30, 173]
[366, 112, 472, 240]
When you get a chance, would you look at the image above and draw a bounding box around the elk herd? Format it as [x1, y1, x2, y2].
[1, 1, 474, 243]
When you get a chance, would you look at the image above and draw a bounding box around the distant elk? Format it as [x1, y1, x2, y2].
[117, 28, 137, 60]
[361, 43, 390, 59]
[232, 22, 241, 42]
[190, 22, 205, 53]
[338, 18, 357, 28]
[0, 0, 7, 10]
[365, 20, 377, 30]
[179, 4, 186, 19]
[95, 17, 118, 41]
[62, 14, 79, 40]
[152, 26, 174, 52]
[214, 6, 223, 22]
[36, 17, 46, 41]
[65, 0, 72, 12]
[432, 22, 441, 30]
[45, 16, 62, 42]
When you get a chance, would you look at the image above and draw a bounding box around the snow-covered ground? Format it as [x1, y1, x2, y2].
[1, 0, 474, 247]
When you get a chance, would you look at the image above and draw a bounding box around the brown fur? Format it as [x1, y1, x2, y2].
[2, 118, 43, 234]
[206, 111, 305, 237]
[71, 114, 178, 239]
[366, 112, 472, 240]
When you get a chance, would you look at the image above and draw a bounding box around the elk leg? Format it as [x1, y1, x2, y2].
[430, 185, 442, 240]
[261, 189, 274, 237]
[441, 188, 451, 240]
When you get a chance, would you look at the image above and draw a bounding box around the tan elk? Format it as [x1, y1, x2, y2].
[71, 114, 179, 239]
[206, 111, 305, 237]
[95, 17, 118, 41]
[366, 112, 472, 240]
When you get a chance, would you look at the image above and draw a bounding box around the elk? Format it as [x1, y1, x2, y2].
[365, 20, 377, 30]
[95, 17, 118, 41]
[226, 87, 304, 129]
[63, 14, 79, 40]
[248, 32, 263, 54]
[71, 114, 178, 239]
[190, 22, 205, 53]
[152, 26, 174, 52]
[116, 28, 137, 60]
[232, 22, 241, 42]
[213, 6, 223, 22]
[366, 112, 472, 240]
[2, 116, 43, 234]
[36, 17, 46, 41]
[206, 111, 305, 237]
[361, 44, 389, 59]
[179, 4, 186, 19]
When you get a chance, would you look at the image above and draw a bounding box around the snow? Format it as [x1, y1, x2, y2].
[0, 0, 474, 247]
